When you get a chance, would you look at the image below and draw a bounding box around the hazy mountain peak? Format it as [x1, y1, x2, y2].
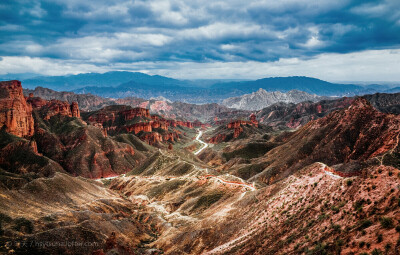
[222, 88, 327, 110]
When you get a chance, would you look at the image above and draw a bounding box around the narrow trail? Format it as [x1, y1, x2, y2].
[203, 175, 256, 191]
[194, 129, 208, 155]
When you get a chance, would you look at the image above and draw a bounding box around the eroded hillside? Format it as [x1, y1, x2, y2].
[1, 80, 400, 254]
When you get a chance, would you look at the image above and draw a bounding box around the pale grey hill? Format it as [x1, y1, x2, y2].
[222, 88, 328, 110]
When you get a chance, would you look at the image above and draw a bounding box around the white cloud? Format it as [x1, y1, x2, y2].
[179, 22, 273, 41]
[0, 56, 107, 76]
[1, 49, 400, 82]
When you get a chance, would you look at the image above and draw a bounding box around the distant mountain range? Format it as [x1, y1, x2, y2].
[222, 88, 327, 110]
[4, 71, 398, 103]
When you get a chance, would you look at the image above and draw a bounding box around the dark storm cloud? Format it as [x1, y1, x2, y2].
[0, 0, 399, 64]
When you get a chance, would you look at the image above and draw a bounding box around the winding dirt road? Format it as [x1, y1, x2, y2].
[194, 130, 208, 155]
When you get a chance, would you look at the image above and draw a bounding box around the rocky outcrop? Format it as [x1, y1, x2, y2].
[152, 120, 168, 130]
[27, 93, 81, 120]
[121, 107, 150, 120]
[208, 115, 260, 143]
[0, 81, 152, 179]
[125, 122, 153, 134]
[209, 134, 228, 144]
[139, 132, 163, 145]
[0, 80, 34, 137]
[30, 99, 81, 120]
[226, 118, 258, 138]
[71, 102, 80, 118]
[85, 105, 196, 146]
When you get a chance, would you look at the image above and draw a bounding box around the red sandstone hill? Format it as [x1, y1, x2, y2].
[206, 114, 269, 144]
[210, 97, 400, 185]
[27, 93, 81, 120]
[256, 97, 355, 129]
[83, 105, 197, 146]
[0, 81, 154, 179]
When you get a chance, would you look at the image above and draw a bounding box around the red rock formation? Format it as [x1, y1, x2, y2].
[166, 119, 177, 127]
[323, 166, 360, 177]
[162, 132, 180, 142]
[84, 105, 194, 145]
[41, 100, 75, 120]
[226, 120, 257, 138]
[121, 107, 150, 120]
[208, 134, 227, 144]
[140, 132, 163, 145]
[71, 102, 80, 118]
[88, 112, 116, 126]
[125, 122, 152, 134]
[233, 126, 243, 138]
[26, 94, 48, 108]
[176, 121, 194, 128]
[250, 113, 258, 126]
[0, 80, 34, 137]
[152, 120, 168, 130]
[29, 140, 40, 155]
[27, 96, 81, 120]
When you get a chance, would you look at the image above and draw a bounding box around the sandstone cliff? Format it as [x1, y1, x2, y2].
[0, 81, 34, 137]
[27, 94, 81, 120]
[84, 105, 196, 146]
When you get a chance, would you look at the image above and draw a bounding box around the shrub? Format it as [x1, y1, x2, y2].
[358, 219, 373, 230]
[380, 217, 393, 229]
[331, 205, 340, 214]
[371, 248, 382, 255]
[353, 199, 365, 212]
[377, 234, 383, 243]
[384, 243, 391, 252]
[346, 179, 353, 186]
[305, 242, 328, 255]
[332, 224, 341, 233]
[396, 225, 400, 232]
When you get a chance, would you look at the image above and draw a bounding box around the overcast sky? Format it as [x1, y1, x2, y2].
[1, 0, 400, 81]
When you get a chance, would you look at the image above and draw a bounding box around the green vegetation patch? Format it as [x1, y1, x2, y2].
[115, 134, 152, 152]
[128, 152, 161, 176]
[191, 191, 224, 211]
[234, 162, 269, 180]
[166, 162, 194, 176]
[147, 179, 186, 198]
[222, 142, 277, 161]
